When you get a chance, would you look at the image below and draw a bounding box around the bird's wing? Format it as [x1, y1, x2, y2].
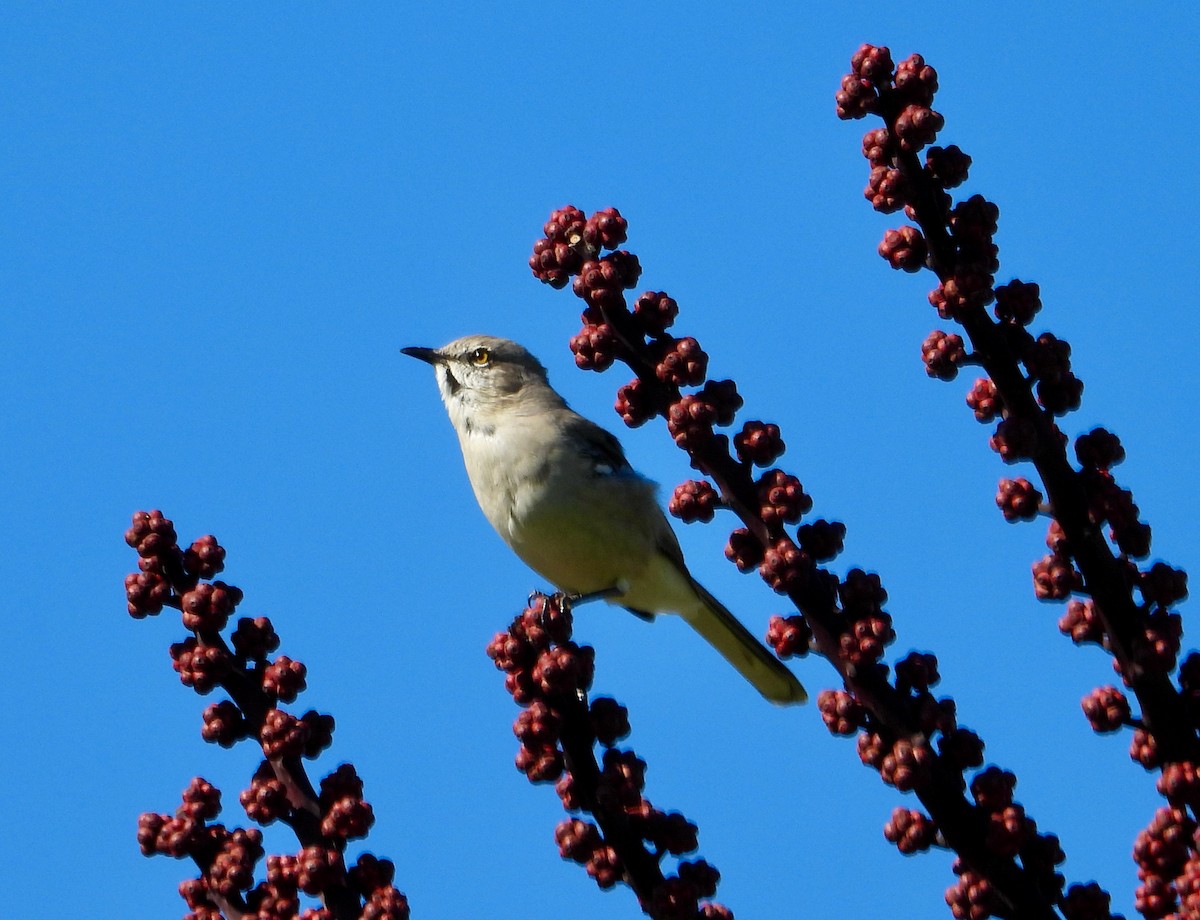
[562, 414, 634, 477]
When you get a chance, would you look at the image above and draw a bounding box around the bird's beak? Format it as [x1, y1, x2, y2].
[401, 346, 440, 365]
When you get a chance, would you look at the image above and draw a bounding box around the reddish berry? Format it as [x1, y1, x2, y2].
[996, 477, 1042, 522]
[993, 279, 1041, 326]
[669, 479, 720, 523]
[1032, 553, 1079, 600]
[654, 336, 708, 387]
[862, 127, 891, 165]
[180, 581, 242, 632]
[925, 145, 971, 188]
[795, 519, 845, 562]
[725, 528, 763, 573]
[884, 807, 937, 854]
[263, 656, 307, 703]
[894, 53, 938, 106]
[569, 323, 619, 372]
[126, 509, 178, 559]
[1058, 599, 1104, 645]
[817, 689, 865, 735]
[766, 614, 811, 658]
[945, 863, 995, 920]
[894, 104, 944, 152]
[865, 166, 909, 213]
[895, 652, 940, 692]
[990, 416, 1038, 463]
[970, 766, 1016, 812]
[240, 761, 289, 825]
[632, 291, 679, 335]
[614, 376, 657, 428]
[666, 394, 717, 449]
[835, 73, 877, 120]
[733, 421, 785, 466]
[965, 378, 1001, 422]
[201, 700, 246, 747]
[879, 225, 927, 272]
[851, 43, 895, 81]
[125, 570, 170, 617]
[758, 536, 811, 594]
[1075, 428, 1125, 470]
[756, 469, 812, 526]
[170, 638, 230, 693]
[921, 330, 966, 380]
[183, 535, 226, 579]
[694, 379, 741, 426]
[583, 207, 628, 250]
[230, 616, 280, 660]
[880, 737, 933, 791]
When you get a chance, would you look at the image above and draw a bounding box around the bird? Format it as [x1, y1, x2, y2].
[402, 334, 807, 705]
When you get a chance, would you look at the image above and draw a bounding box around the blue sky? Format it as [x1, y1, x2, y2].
[3, 4, 1197, 919]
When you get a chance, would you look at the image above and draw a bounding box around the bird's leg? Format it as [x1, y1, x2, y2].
[562, 578, 630, 610]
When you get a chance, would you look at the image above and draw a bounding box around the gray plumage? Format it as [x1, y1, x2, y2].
[403, 334, 807, 705]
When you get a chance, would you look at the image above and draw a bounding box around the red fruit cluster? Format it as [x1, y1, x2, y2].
[766, 614, 812, 659]
[816, 689, 865, 735]
[795, 519, 846, 562]
[202, 699, 247, 747]
[573, 251, 642, 315]
[1032, 552, 1081, 601]
[993, 279, 1041, 326]
[125, 512, 404, 919]
[181, 581, 243, 632]
[1132, 807, 1196, 918]
[879, 225, 927, 272]
[1058, 599, 1104, 646]
[490, 593, 725, 911]
[965, 377, 1002, 422]
[989, 416, 1038, 463]
[669, 479, 720, 524]
[921, 330, 965, 380]
[569, 322, 620, 371]
[946, 860, 995, 920]
[925, 145, 971, 189]
[894, 652, 940, 692]
[733, 420, 785, 467]
[615, 377, 657, 427]
[884, 807, 937, 854]
[995, 477, 1042, 522]
[240, 761, 289, 825]
[529, 206, 587, 288]
[1075, 427, 1125, 470]
[632, 291, 679, 336]
[759, 535, 812, 594]
[666, 394, 719, 450]
[319, 764, 375, 840]
[654, 336, 708, 387]
[755, 469, 812, 527]
[556, 819, 621, 888]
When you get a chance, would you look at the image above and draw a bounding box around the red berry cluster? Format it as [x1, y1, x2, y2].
[531, 198, 1088, 918]
[124, 511, 405, 920]
[669, 480, 720, 524]
[840, 42, 1200, 919]
[1131, 807, 1200, 919]
[487, 593, 732, 917]
[884, 807, 937, 854]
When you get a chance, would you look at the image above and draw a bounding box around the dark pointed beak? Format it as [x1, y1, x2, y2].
[401, 346, 440, 365]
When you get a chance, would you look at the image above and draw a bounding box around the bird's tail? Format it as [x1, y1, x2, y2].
[681, 581, 808, 705]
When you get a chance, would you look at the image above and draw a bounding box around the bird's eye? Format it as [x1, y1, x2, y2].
[470, 347, 491, 367]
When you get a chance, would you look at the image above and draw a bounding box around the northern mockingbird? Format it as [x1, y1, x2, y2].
[403, 334, 807, 705]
